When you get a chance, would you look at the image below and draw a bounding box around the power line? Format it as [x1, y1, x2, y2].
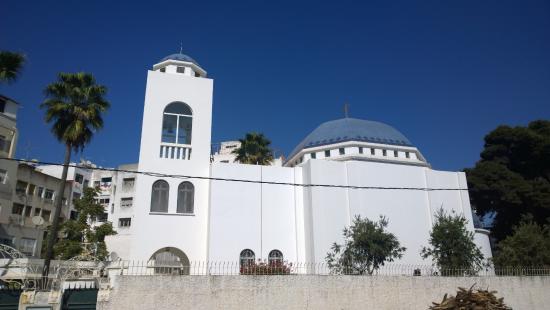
[0, 157, 468, 191]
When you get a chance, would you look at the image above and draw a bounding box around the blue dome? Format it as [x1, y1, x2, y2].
[288, 118, 413, 160]
[160, 53, 199, 66]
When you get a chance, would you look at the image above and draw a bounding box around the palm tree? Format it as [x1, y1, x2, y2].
[232, 132, 274, 165]
[0, 51, 25, 83]
[40, 72, 110, 277]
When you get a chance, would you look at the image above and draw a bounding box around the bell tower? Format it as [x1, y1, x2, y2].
[130, 52, 214, 262]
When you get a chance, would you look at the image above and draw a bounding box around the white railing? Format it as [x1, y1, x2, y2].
[160, 143, 192, 160]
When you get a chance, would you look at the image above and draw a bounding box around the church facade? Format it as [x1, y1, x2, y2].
[105, 53, 492, 268]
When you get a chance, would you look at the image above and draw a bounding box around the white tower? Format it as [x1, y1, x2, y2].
[129, 53, 213, 263]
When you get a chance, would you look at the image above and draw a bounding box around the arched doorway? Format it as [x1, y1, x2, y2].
[149, 247, 190, 275]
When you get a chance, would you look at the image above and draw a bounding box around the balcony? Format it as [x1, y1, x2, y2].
[160, 143, 191, 160]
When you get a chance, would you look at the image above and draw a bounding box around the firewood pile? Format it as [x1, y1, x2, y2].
[429, 285, 512, 310]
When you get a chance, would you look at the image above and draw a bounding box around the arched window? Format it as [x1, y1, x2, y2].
[161, 102, 192, 145]
[239, 249, 255, 267]
[268, 249, 283, 265]
[150, 180, 169, 212]
[150, 247, 190, 275]
[177, 182, 194, 214]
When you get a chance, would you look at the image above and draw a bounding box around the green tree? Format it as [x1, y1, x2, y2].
[492, 215, 550, 267]
[0, 51, 25, 83]
[326, 215, 406, 275]
[232, 132, 274, 165]
[52, 187, 116, 260]
[465, 120, 550, 241]
[40, 72, 110, 276]
[421, 209, 485, 275]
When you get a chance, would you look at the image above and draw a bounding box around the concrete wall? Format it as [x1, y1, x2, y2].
[99, 275, 550, 310]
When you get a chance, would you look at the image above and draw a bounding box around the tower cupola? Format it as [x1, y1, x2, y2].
[153, 53, 207, 78]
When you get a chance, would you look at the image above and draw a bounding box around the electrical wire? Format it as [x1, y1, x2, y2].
[0, 157, 468, 191]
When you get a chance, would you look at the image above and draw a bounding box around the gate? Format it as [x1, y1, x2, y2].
[61, 289, 98, 310]
[0, 289, 21, 310]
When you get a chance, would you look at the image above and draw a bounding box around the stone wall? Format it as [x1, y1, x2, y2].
[98, 275, 550, 310]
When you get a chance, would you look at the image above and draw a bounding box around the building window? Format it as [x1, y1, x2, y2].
[0, 98, 5, 113]
[370, 148, 375, 155]
[121, 197, 133, 207]
[268, 250, 283, 265]
[19, 238, 36, 256]
[0, 169, 7, 184]
[324, 150, 331, 158]
[12, 203, 24, 215]
[0, 135, 11, 154]
[194, 72, 200, 77]
[24, 206, 32, 217]
[394, 150, 398, 157]
[239, 249, 255, 267]
[75, 173, 84, 184]
[339, 148, 345, 155]
[83, 179, 89, 188]
[93, 181, 100, 188]
[15, 181, 27, 195]
[382, 149, 387, 156]
[42, 210, 51, 221]
[97, 212, 108, 222]
[122, 177, 135, 190]
[406, 152, 410, 159]
[27, 184, 36, 195]
[44, 189, 54, 201]
[160, 67, 166, 73]
[161, 102, 193, 145]
[359, 147, 363, 154]
[73, 192, 81, 202]
[151, 180, 169, 212]
[177, 182, 194, 214]
[310, 152, 316, 159]
[119, 217, 131, 227]
[34, 208, 41, 216]
[176, 66, 185, 73]
[70, 210, 78, 220]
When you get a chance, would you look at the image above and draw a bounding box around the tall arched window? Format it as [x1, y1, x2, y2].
[239, 249, 255, 267]
[150, 180, 169, 212]
[177, 182, 194, 214]
[268, 250, 283, 265]
[161, 102, 192, 145]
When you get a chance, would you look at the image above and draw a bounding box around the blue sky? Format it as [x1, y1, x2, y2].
[1, 0, 549, 171]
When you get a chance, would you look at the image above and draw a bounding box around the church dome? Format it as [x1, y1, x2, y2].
[160, 53, 199, 66]
[288, 118, 413, 160]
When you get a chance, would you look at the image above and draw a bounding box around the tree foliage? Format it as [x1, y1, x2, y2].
[40, 72, 110, 275]
[326, 215, 406, 275]
[0, 51, 25, 83]
[492, 215, 550, 267]
[232, 132, 274, 165]
[465, 120, 550, 241]
[421, 209, 485, 274]
[54, 187, 116, 260]
[41, 72, 110, 153]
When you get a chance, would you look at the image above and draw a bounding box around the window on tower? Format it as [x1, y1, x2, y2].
[161, 102, 193, 145]
[150, 180, 169, 213]
[177, 66, 185, 73]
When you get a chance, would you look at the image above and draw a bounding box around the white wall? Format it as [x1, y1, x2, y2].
[208, 163, 300, 262]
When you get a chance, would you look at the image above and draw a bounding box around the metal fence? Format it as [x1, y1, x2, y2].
[2, 259, 550, 290]
[107, 260, 550, 277]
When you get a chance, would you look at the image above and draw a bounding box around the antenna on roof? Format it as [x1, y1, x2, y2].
[179, 42, 183, 54]
[343, 103, 350, 118]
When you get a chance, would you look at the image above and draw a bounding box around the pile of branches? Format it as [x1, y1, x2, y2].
[430, 285, 512, 310]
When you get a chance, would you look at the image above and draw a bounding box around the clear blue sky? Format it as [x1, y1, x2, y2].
[2, 0, 549, 171]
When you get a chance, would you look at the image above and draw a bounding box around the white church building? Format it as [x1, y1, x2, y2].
[105, 53, 492, 269]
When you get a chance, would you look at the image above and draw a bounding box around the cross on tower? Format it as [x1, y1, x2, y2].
[343, 103, 350, 118]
